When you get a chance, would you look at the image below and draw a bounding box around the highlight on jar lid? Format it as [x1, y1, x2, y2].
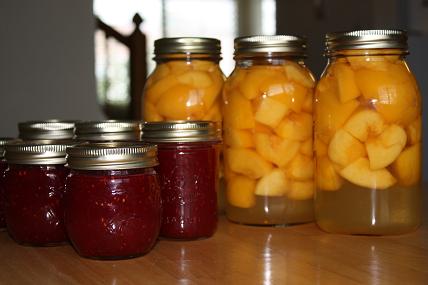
[141, 121, 221, 143]
[74, 120, 142, 141]
[234, 35, 307, 56]
[66, 142, 158, 170]
[325, 29, 408, 53]
[18, 120, 76, 141]
[5, 142, 73, 165]
[154, 37, 221, 56]
[0, 138, 20, 159]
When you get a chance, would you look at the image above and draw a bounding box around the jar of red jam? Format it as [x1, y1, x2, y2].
[18, 120, 76, 142]
[74, 120, 141, 141]
[141, 121, 221, 240]
[3, 142, 71, 245]
[0, 138, 20, 229]
[65, 142, 161, 259]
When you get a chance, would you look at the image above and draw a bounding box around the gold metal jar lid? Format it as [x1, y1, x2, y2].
[0, 138, 20, 159]
[74, 120, 142, 141]
[19, 120, 76, 141]
[154, 37, 221, 56]
[234, 35, 307, 56]
[141, 121, 221, 143]
[66, 142, 158, 170]
[5, 142, 73, 165]
[325, 29, 408, 53]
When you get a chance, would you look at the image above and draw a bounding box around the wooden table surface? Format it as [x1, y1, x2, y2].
[1, 196, 427, 285]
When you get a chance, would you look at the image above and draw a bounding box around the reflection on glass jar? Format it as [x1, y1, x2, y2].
[223, 35, 315, 225]
[315, 30, 422, 235]
[4, 143, 71, 245]
[142, 37, 224, 122]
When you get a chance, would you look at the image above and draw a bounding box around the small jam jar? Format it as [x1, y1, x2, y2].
[3, 142, 71, 245]
[65, 142, 161, 259]
[223, 35, 316, 225]
[142, 37, 224, 122]
[74, 120, 142, 142]
[0, 138, 20, 229]
[315, 30, 422, 235]
[142, 121, 221, 239]
[18, 120, 76, 142]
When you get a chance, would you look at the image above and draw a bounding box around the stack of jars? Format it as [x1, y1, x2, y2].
[0, 30, 423, 261]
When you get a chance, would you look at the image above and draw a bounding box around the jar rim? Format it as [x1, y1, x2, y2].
[66, 142, 158, 170]
[0, 138, 20, 159]
[325, 29, 408, 54]
[19, 120, 77, 141]
[141, 121, 222, 143]
[154, 37, 221, 56]
[74, 120, 142, 141]
[5, 142, 73, 165]
[234, 35, 307, 56]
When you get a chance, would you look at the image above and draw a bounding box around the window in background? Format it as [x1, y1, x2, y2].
[93, 0, 275, 110]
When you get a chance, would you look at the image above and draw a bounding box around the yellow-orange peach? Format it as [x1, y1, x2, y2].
[227, 175, 256, 208]
[316, 156, 342, 191]
[391, 143, 421, 187]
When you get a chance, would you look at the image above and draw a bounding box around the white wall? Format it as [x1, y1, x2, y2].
[0, 0, 104, 137]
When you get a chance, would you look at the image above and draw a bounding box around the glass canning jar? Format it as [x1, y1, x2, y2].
[18, 120, 76, 142]
[0, 138, 20, 229]
[141, 121, 221, 239]
[223, 35, 316, 225]
[65, 142, 161, 259]
[142, 37, 224, 122]
[3, 142, 71, 245]
[314, 30, 422, 235]
[74, 120, 142, 142]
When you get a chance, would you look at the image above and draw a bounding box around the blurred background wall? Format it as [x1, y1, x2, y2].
[0, 0, 103, 137]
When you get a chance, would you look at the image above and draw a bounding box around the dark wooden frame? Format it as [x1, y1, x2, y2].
[95, 13, 147, 119]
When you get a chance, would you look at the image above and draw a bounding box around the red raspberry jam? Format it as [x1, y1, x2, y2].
[0, 161, 8, 229]
[142, 121, 221, 240]
[0, 138, 19, 229]
[65, 143, 161, 259]
[4, 143, 70, 245]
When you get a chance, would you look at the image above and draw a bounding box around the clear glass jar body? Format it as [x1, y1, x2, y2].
[65, 168, 161, 259]
[154, 141, 220, 239]
[314, 49, 422, 235]
[0, 160, 8, 229]
[223, 54, 316, 225]
[142, 54, 225, 122]
[4, 164, 69, 245]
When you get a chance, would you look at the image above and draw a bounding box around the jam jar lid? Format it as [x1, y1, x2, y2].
[5, 142, 73, 165]
[66, 142, 158, 170]
[74, 120, 142, 141]
[19, 120, 76, 141]
[234, 35, 307, 56]
[154, 37, 221, 56]
[141, 121, 221, 143]
[0, 138, 20, 159]
[325, 29, 408, 53]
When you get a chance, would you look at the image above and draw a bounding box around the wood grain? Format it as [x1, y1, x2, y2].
[0, 193, 427, 285]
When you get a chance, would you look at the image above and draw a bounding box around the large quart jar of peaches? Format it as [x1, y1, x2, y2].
[315, 30, 422, 235]
[223, 36, 316, 225]
[142, 37, 224, 122]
